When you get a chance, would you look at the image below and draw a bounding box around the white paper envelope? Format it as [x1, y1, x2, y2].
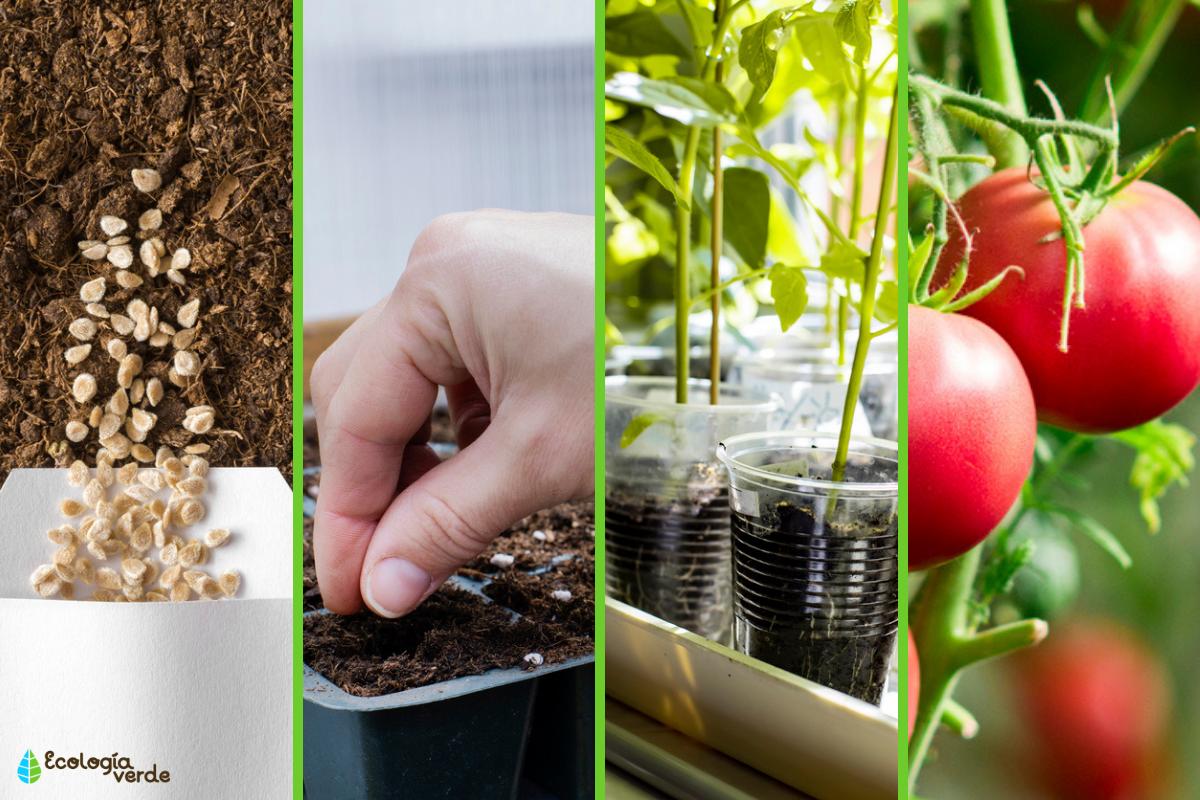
[0, 468, 293, 799]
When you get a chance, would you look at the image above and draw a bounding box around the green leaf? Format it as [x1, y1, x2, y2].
[873, 279, 898, 324]
[766, 188, 809, 264]
[605, 125, 690, 210]
[606, 11, 691, 58]
[739, 9, 790, 102]
[722, 167, 770, 270]
[621, 412, 670, 448]
[794, 16, 850, 85]
[768, 264, 808, 331]
[820, 239, 868, 283]
[675, 0, 712, 52]
[1111, 420, 1196, 533]
[1050, 507, 1133, 569]
[834, 0, 881, 65]
[606, 72, 737, 127]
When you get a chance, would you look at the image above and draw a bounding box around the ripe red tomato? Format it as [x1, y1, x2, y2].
[1012, 619, 1171, 800]
[907, 630, 919, 740]
[939, 168, 1200, 433]
[909, 306, 1037, 570]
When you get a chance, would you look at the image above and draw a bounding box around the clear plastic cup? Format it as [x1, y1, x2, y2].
[731, 345, 898, 441]
[605, 376, 778, 642]
[716, 431, 898, 704]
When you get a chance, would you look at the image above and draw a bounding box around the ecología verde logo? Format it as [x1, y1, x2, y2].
[17, 749, 40, 785]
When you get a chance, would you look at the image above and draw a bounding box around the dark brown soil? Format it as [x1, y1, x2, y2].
[0, 1, 292, 480]
[305, 583, 592, 698]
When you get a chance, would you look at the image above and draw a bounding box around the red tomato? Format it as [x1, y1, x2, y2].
[907, 630, 919, 740]
[908, 306, 1037, 570]
[1012, 619, 1171, 800]
[939, 168, 1200, 433]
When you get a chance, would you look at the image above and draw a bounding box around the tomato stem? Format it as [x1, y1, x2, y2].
[967, 0, 1029, 167]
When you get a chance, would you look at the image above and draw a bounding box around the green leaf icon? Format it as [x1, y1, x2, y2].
[17, 749, 41, 784]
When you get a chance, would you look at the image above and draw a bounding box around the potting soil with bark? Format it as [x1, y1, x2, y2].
[302, 413, 594, 697]
[0, 1, 293, 481]
[605, 463, 733, 640]
[731, 499, 898, 705]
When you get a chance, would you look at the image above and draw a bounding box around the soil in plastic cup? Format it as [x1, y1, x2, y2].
[605, 376, 778, 643]
[717, 431, 898, 704]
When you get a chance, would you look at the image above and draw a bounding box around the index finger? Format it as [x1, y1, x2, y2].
[312, 314, 443, 614]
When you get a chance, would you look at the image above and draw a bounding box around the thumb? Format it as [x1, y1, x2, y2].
[358, 421, 551, 618]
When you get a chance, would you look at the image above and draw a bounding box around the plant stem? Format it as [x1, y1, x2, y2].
[1079, 0, 1186, 125]
[832, 86, 899, 477]
[967, 0, 1029, 168]
[709, 0, 725, 406]
[675, 127, 702, 404]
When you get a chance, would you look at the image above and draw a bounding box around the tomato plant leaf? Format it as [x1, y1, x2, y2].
[722, 167, 770, 270]
[820, 239, 868, 283]
[620, 412, 670, 448]
[1110, 420, 1196, 534]
[834, 0, 880, 65]
[739, 9, 789, 102]
[794, 16, 850, 85]
[606, 11, 691, 59]
[606, 72, 738, 127]
[873, 279, 898, 324]
[605, 125, 690, 210]
[675, 0, 712, 52]
[768, 264, 808, 331]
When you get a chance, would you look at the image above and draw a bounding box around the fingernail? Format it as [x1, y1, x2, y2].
[365, 558, 432, 618]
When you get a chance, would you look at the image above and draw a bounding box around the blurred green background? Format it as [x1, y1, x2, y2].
[911, 2, 1200, 797]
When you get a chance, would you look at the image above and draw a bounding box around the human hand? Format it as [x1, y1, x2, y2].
[311, 210, 594, 616]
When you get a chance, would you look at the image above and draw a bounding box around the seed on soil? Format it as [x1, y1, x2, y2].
[107, 388, 129, 416]
[184, 443, 211, 455]
[139, 239, 160, 272]
[523, 652, 545, 667]
[117, 354, 142, 388]
[131, 168, 162, 193]
[183, 407, 214, 434]
[131, 444, 154, 463]
[130, 408, 156, 434]
[106, 244, 134, 269]
[80, 277, 106, 303]
[552, 590, 572, 601]
[99, 216, 128, 236]
[490, 553, 515, 568]
[106, 339, 127, 360]
[145, 378, 164, 407]
[109, 314, 134, 336]
[177, 299, 200, 329]
[85, 303, 109, 318]
[69, 317, 97, 341]
[72, 373, 97, 403]
[166, 269, 186, 286]
[88, 406, 103, 427]
[65, 344, 91, 365]
[81, 242, 109, 261]
[172, 328, 198, 350]
[138, 209, 162, 231]
[98, 413, 122, 440]
[78, 239, 102, 251]
[116, 270, 143, 289]
[130, 378, 145, 404]
[171, 248, 191, 270]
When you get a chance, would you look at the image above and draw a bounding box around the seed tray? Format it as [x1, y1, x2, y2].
[302, 460, 594, 799]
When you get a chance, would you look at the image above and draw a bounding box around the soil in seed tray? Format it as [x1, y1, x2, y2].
[465, 499, 595, 573]
[305, 583, 592, 697]
[0, 1, 293, 481]
[731, 500, 898, 704]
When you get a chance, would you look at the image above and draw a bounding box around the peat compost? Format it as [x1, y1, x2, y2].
[0, 1, 293, 481]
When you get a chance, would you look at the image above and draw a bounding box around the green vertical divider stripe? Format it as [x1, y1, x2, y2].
[292, 0, 304, 797]
[896, 0, 910, 793]
[594, 0, 607, 795]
